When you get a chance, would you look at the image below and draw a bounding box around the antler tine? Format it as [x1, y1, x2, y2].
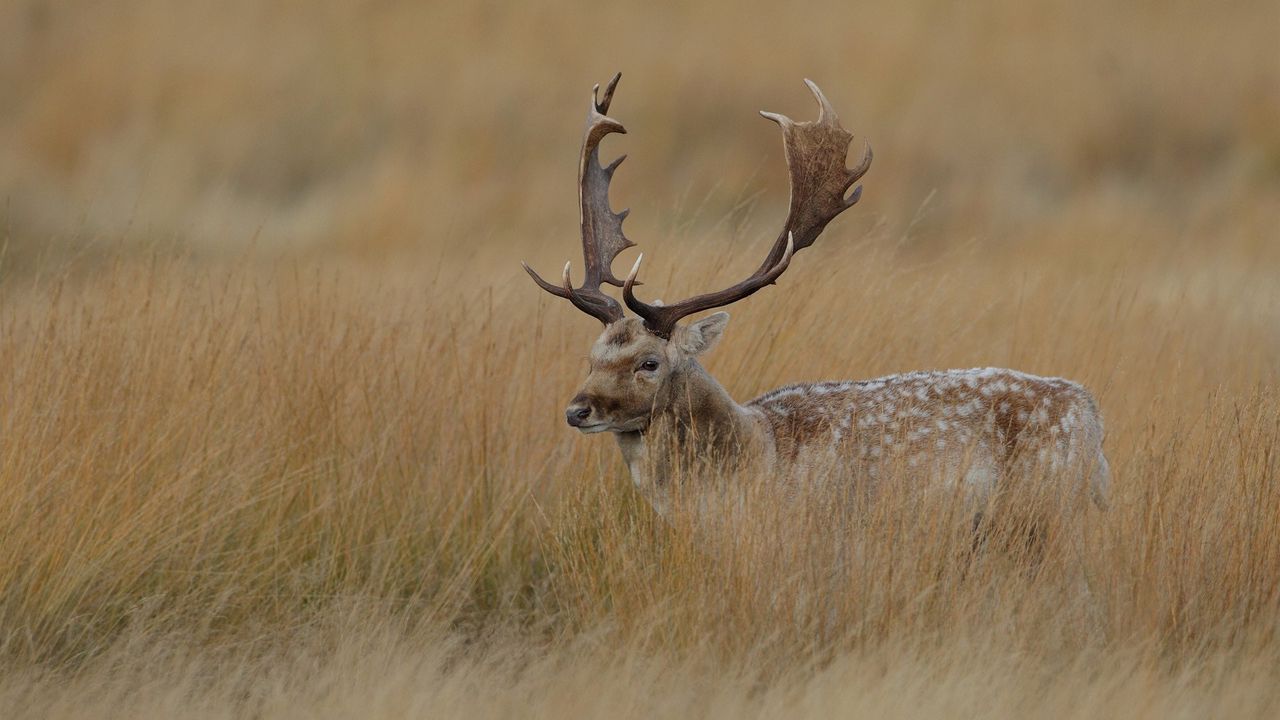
[522, 72, 634, 325]
[804, 78, 836, 124]
[595, 72, 621, 114]
[625, 80, 871, 339]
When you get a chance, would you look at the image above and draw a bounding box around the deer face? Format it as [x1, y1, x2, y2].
[565, 314, 729, 433]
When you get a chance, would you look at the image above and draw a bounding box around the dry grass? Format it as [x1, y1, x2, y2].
[0, 239, 1276, 717]
[1, 0, 1279, 716]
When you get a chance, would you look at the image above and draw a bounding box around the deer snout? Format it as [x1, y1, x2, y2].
[565, 396, 593, 427]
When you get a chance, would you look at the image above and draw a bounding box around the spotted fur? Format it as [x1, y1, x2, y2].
[750, 368, 1109, 504]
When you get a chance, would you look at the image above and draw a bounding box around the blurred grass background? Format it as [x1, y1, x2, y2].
[1, 0, 1279, 717]
[2, 0, 1277, 263]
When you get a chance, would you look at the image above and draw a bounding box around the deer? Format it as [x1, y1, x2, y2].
[523, 73, 1110, 522]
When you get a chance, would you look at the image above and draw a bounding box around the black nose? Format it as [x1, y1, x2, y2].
[565, 405, 592, 427]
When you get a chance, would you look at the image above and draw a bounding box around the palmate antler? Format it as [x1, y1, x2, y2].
[624, 80, 872, 338]
[521, 72, 633, 325]
[525, 75, 871, 337]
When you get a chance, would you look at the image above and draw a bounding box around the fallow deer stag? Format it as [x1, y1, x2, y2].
[523, 73, 1109, 518]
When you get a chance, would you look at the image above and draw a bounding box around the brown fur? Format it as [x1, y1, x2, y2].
[565, 317, 1109, 519]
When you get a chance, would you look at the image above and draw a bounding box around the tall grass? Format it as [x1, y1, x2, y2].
[0, 228, 1276, 715]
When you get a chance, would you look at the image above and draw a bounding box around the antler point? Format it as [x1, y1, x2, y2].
[845, 185, 863, 207]
[595, 73, 623, 114]
[804, 79, 837, 123]
[760, 110, 790, 126]
[623, 253, 645, 296]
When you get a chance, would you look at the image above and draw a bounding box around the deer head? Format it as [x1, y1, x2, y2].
[523, 73, 871, 433]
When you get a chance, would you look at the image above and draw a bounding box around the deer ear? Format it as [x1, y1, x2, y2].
[676, 312, 730, 356]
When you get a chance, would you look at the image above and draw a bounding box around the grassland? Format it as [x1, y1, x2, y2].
[1, 0, 1279, 716]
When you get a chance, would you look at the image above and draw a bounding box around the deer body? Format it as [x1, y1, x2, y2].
[582, 320, 1108, 518]
[525, 74, 1109, 519]
[749, 367, 1108, 509]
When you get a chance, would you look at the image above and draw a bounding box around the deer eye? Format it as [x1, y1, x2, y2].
[638, 359, 660, 372]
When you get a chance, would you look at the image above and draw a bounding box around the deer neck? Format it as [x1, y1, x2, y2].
[615, 358, 768, 513]
[658, 358, 757, 446]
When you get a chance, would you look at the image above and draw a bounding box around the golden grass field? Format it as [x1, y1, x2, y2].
[1, 0, 1279, 717]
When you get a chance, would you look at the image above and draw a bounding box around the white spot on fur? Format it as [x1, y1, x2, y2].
[811, 382, 855, 396]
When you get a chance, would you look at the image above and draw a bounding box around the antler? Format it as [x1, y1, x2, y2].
[521, 72, 633, 325]
[623, 79, 872, 339]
